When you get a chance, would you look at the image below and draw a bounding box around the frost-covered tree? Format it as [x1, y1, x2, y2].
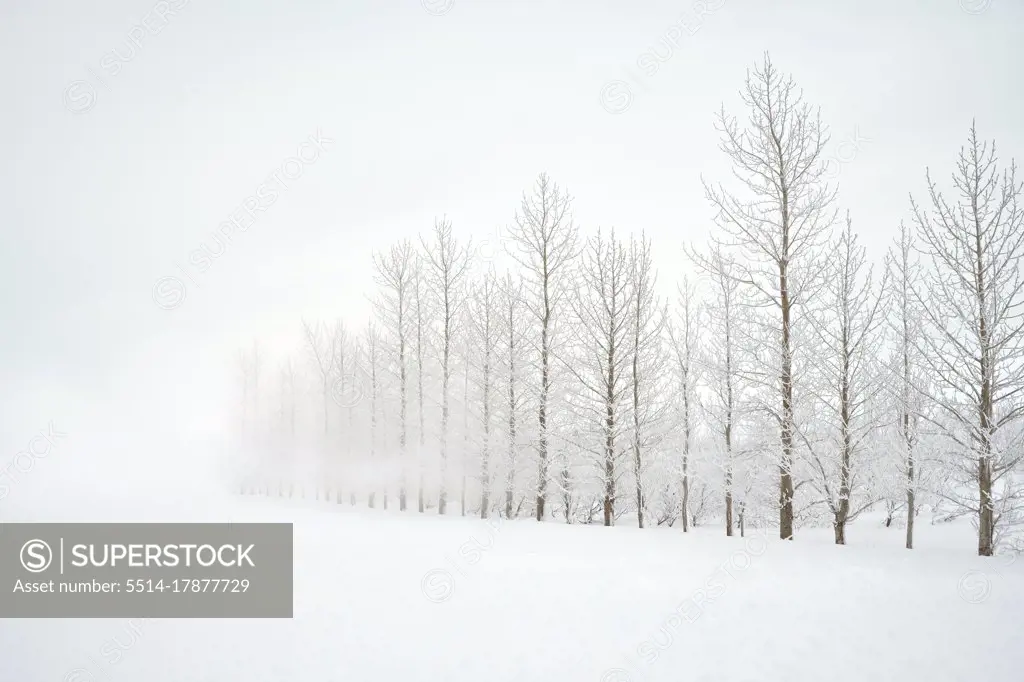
[566, 228, 633, 526]
[883, 222, 928, 549]
[467, 268, 502, 518]
[500, 273, 530, 518]
[373, 239, 414, 510]
[506, 173, 580, 521]
[805, 215, 888, 545]
[420, 217, 472, 515]
[703, 53, 836, 539]
[302, 319, 337, 439]
[628, 233, 667, 528]
[667, 276, 700, 531]
[910, 123, 1024, 556]
[692, 244, 749, 536]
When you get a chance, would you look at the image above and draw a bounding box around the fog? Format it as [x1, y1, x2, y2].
[2, 0, 1022, 515]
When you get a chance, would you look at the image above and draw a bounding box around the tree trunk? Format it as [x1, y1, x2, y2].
[537, 319, 550, 521]
[506, 301, 517, 520]
[833, 520, 846, 545]
[779, 257, 795, 541]
[682, 368, 691, 533]
[481, 333, 492, 519]
[725, 489, 734, 537]
[439, 342, 449, 515]
[400, 330, 408, 512]
[906, 488, 915, 550]
[835, 358, 852, 546]
[462, 358, 469, 517]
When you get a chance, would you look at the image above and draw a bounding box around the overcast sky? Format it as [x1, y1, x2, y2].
[1, 0, 1021, 471]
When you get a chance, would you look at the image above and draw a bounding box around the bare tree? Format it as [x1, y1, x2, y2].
[910, 123, 1024, 556]
[412, 252, 431, 513]
[703, 53, 836, 539]
[302, 319, 337, 438]
[566, 228, 633, 527]
[278, 358, 297, 440]
[374, 239, 414, 511]
[421, 216, 472, 515]
[467, 269, 502, 518]
[884, 222, 926, 549]
[333, 321, 356, 459]
[461, 343, 471, 516]
[693, 245, 748, 536]
[806, 214, 888, 544]
[507, 173, 580, 521]
[667, 276, 700, 531]
[348, 336, 363, 507]
[628, 233, 666, 529]
[364, 321, 385, 508]
[501, 274, 529, 518]
[273, 357, 296, 496]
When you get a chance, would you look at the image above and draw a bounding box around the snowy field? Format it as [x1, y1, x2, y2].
[2, 464, 1023, 682]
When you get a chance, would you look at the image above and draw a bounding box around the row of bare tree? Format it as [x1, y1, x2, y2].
[234, 54, 1024, 557]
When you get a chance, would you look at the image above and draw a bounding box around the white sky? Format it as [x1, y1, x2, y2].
[1, 0, 1021, 451]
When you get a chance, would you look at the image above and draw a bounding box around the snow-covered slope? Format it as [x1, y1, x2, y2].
[2, 484, 1022, 682]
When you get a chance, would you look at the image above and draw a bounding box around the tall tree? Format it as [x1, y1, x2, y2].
[703, 53, 836, 540]
[421, 216, 472, 515]
[278, 358, 297, 440]
[807, 215, 888, 545]
[910, 123, 1024, 556]
[507, 173, 580, 521]
[412, 252, 431, 513]
[365, 321, 384, 509]
[884, 222, 926, 549]
[469, 269, 501, 518]
[461, 342, 471, 516]
[566, 228, 633, 527]
[667, 276, 700, 531]
[693, 245, 747, 536]
[302, 319, 337, 438]
[628, 233, 665, 529]
[374, 240, 414, 511]
[501, 274, 528, 518]
[331, 320, 354, 501]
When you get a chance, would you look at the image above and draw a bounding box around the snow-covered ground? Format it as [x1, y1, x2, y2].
[2, 472, 1023, 682]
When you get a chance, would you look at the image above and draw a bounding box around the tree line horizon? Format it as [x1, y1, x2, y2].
[233, 53, 1024, 558]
